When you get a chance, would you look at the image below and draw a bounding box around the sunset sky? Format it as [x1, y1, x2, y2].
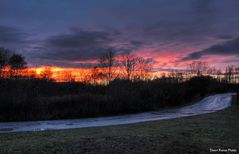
[0, 0, 239, 71]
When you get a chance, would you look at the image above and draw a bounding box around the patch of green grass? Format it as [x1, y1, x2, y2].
[0, 97, 239, 154]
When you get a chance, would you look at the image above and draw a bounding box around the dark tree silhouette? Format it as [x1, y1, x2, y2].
[225, 65, 239, 83]
[188, 61, 209, 76]
[121, 53, 138, 80]
[7, 54, 27, 78]
[8, 54, 27, 69]
[0, 48, 11, 70]
[99, 49, 115, 84]
[168, 70, 184, 83]
[136, 57, 153, 80]
[91, 66, 105, 84]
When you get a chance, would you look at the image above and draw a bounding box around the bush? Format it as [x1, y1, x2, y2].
[0, 76, 237, 122]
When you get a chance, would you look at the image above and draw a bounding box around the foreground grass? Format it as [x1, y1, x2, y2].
[0, 97, 238, 154]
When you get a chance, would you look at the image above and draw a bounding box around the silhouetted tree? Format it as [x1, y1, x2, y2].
[235, 66, 239, 83]
[136, 57, 153, 80]
[0, 48, 11, 77]
[168, 70, 184, 83]
[121, 52, 138, 80]
[91, 66, 106, 84]
[225, 66, 233, 83]
[0, 48, 27, 78]
[8, 54, 27, 69]
[99, 49, 115, 84]
[7, 54, 27, 78]
[225, 65, 239, 83]
[215, 69, 222, 82]
[0, 48, 10, 69]
[188, 61, 209, 76]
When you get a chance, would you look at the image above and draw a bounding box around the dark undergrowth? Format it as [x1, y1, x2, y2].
[0, 76, 238, 122]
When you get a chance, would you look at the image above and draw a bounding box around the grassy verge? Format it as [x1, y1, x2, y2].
[0, 96, 238, 154]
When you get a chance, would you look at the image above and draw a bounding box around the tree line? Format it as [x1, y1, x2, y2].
[0, 47, 239, 122]
[0, 47, 154, 83]
[1, 47, 239, 84]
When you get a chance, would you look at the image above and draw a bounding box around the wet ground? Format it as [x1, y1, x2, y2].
[0, 93, 236, 133]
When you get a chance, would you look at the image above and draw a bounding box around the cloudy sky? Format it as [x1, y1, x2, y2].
[0, 0, 239, 70]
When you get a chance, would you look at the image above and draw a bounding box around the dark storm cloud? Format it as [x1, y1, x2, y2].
[30, 27, 144, 65]
[0, 25, 28, 44]
[130, 41, 145, 48]
[109, 0, 217, 42]
[215, 34, 234, 40]
[1, 0, 239, 68]
[47, 30, 112, 49]
[40, 29, 114, 61]
[182, 37, 239, 61]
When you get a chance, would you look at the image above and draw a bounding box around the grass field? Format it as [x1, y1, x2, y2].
[0, 96, 238, 154]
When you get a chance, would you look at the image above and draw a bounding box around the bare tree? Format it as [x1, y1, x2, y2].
[188, 61, 209, 76]
[136, 57, 153, 80]
[225, 65, 237, 83]
[99, 49, 115, 84]
[91, 66, 98, 84]
[215, 69, 222, 81]
[90, 66, 105, 84]
[235, 66, 239, 83]
[168, 70, 183, 83]
[121, 52, 138, 80]
[207, 67, 217, 75]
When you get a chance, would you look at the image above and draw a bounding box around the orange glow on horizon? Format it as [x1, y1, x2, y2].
[0, 66, 161, 84]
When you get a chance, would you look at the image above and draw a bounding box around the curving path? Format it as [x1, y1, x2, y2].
[0, 93, 236, 133]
